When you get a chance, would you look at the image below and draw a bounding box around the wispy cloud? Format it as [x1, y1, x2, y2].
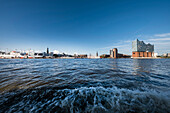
[100, 44, 130, 50]
[154, 33, 170, 37]
[142, 33, 170, 54]
[99, 40, 132, 55]
[148, 37, 170, 41]
[149, 42, 170, 45]
[124, 40, 131, 43]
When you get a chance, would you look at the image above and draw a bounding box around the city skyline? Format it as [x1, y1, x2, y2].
[0, 0, 170, 55]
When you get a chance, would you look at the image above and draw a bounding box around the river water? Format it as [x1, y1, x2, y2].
[0, 59, 170, 113]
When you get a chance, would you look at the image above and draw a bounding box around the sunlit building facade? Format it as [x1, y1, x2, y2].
[132, 39, 154, 58]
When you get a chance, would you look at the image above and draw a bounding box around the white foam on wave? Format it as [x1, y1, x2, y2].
[2, 86, 170, 113]
[54, 87, 170, 113]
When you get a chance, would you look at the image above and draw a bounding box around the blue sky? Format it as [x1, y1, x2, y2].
[0, 0, 170, 55]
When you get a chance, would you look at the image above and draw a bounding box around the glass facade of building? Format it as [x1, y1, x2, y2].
[132, 39, 154, 52]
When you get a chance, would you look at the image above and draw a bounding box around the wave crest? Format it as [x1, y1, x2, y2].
[0, 87, 170, 113]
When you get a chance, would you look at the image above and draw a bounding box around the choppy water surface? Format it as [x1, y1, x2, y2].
[0, 59, 170, 113]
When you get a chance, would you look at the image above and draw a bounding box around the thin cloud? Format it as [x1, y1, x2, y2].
[124, 40, 131, 43]
[148, 38, 170, 41]
[141, 34, 170, 55]
[152, 42, 170, 45]
[99, 39, 132, 55]
[154, 33, 170, 37]
[100, 40, 131, 50]
[100, 45, 128, 50]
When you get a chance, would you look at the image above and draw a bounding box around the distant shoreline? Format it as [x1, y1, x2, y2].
[0, 57, 169, 59]
[131, 57, 162, 59]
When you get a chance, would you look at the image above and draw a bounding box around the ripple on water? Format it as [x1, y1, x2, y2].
[0, 86, 170, 113]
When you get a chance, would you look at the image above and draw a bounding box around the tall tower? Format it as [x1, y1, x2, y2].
[113, 48, 118, 58]
[96, 51, 98, 57]
[89, 53, 91, 58]
[47, 47, 49, 55]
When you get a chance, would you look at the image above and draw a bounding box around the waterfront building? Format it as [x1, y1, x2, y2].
[34, 52, 44, 58]
[114, 48, 118, 58]
[20, 53, 27, 59]
[168, 53, 170, 57]
[110, 48, 118, 58]
[10, 51, 21, 58]
[49, 52, 53, 56]
[0, 51, 6, 56]
[153, 53, 158, 57]
[53, 52, 73, 58]
[110, 49, 114, 58]
[88, 53, 100, 59]
[0, 51, 13, 58]
[75, 54, 87, 58]
[27, 50, 35, 59]
[162, 53, 170, 57]
[100, 54, 110, 58]
[132, 39, 154, 58]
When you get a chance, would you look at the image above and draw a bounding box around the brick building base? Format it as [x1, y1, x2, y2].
[132, 52, 153, 58]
